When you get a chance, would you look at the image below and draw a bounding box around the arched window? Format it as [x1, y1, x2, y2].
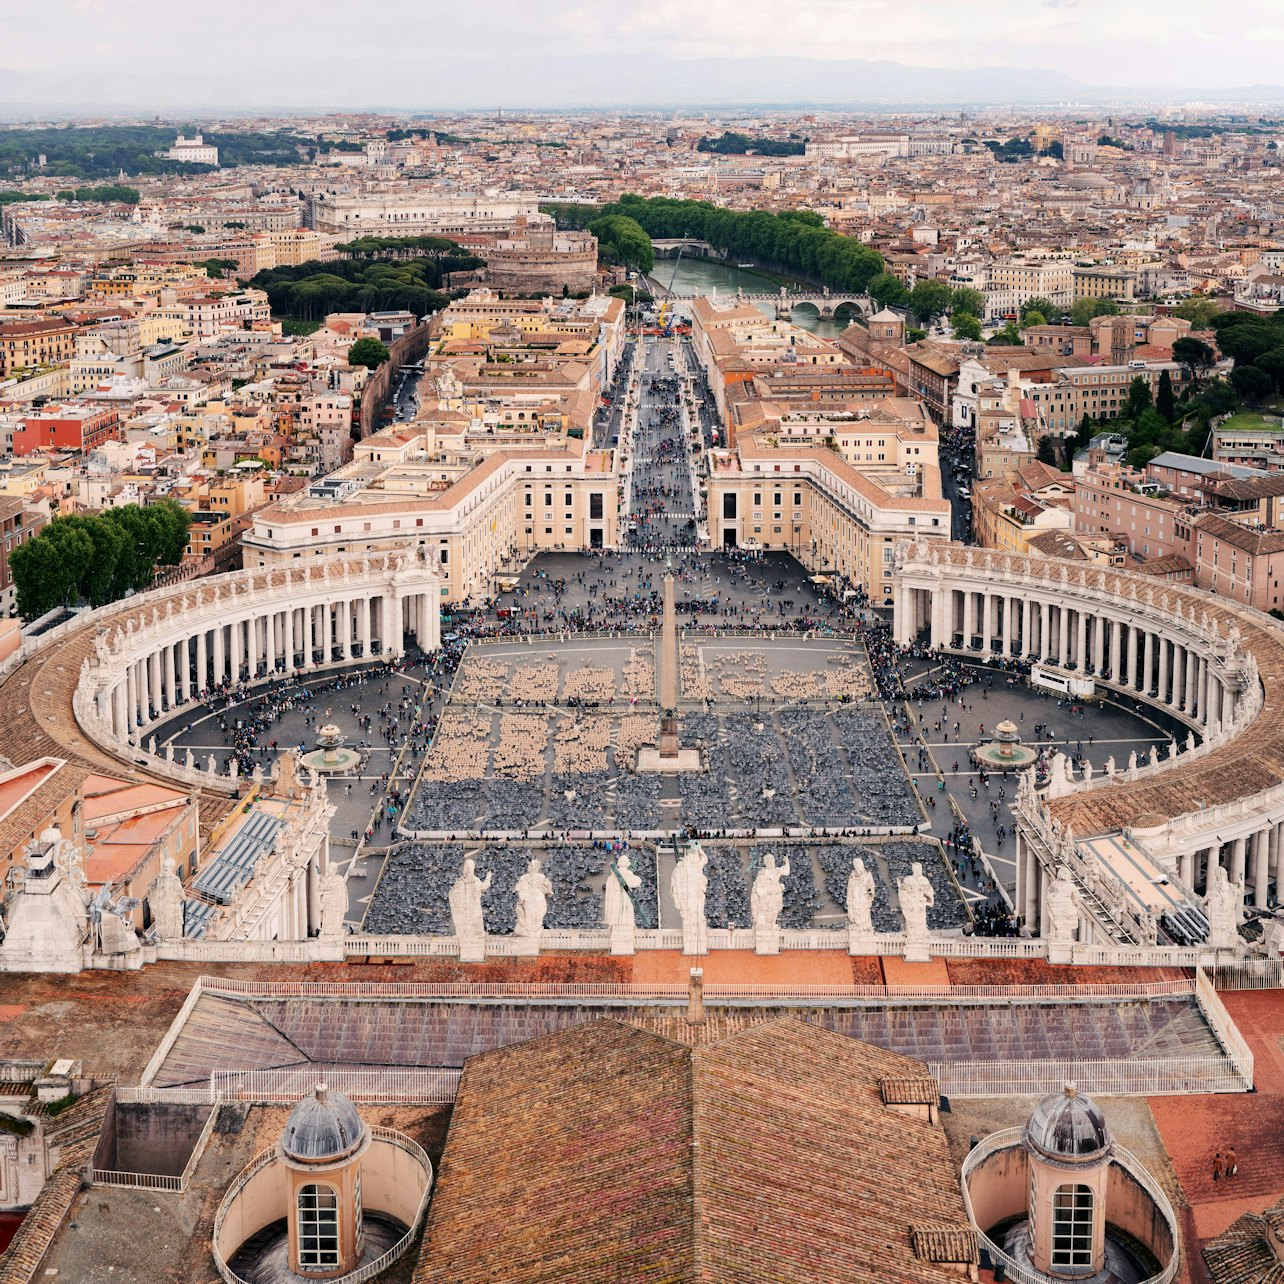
[297, 1183, 340, 1270]
[1051, 1183, 1094, 1273]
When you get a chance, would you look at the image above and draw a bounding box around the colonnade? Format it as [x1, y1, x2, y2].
[893, 543, 1276, 944]
[902, 584, 1227, 732]
[83, 556, 443, 745]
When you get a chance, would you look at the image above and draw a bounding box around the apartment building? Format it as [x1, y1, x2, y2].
[706, 429, 950, 604]
[242, 430, 619, 602]
[0, 495, 48, 617]
[972, 477, 1073, 553]
[0, 318, 78, 377]
[12, 405, 122, 456]
[984, 258, 1075, 319]
[309, 192, 540, 237]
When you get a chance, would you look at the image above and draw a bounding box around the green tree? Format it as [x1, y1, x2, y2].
[1231, 364, 1273, 403]
[348, 337, 390, 370]
[586, 214, 655, 275]
[867, 272, 907, 309]
[1069, 297, 1120, 327]
[1020, 296, 1060, 324]
[950, 287, 985, 318]
[1036, 436, 1059, 467]
[10, 538, 67, 619]
[1172, 336, 1216, 381]
[1023, 311, 1048, 329]
[1256, 347, 1284, 395]
[951, 311, 982, 341]
[1156, 369, 1175, 422]
[1122, 375, 1153, 420]
[1174, 296, 1218, 328]
[907, 278, 954, 325]
[989, 320, 1023, 346]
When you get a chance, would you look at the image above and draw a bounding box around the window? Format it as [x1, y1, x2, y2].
[1052, 1184, 1094, 1272]
[297, 1184, 339, 1270]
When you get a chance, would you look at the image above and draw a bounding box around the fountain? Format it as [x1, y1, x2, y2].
[972, 719, 1038, 772]
[300, 724, 361, 775]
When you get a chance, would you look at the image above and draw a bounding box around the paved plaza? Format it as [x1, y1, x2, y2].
[150, 545, 1181, 938]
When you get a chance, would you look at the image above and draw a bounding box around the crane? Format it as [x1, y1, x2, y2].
[656, 247, 685, 335]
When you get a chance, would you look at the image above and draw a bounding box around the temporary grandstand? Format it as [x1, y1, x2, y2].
[141, 973, 1250, 1101]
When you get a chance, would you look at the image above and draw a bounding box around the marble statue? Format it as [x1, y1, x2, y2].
[670, 841, 709, 955]
[1045, 865, 1081, 949]
[605, 854, 643, 955]
[750, 852, 790, 954]
[1260, 914, 1284, 960]
[1127, 749, 1138, 773]
[318, 865, 347, 939]
[1205, 862, 1243, 950]
[148, 855, 185, 942]
[449, 858, 492, 962]
[846, 855, 876, 949]
[185, 747, 195, 771]
[1186, 731, 1197, 753]
[899, 862, 935, 961]
[514, 856, 553, 942]
[1104, 755, 1116, 777]
[1149, 744, 1159, 765]
[1166, 740, 1177, 759]
[1081, 760, 1094, 784]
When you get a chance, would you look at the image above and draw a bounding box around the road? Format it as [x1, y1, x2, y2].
[591, 339, 637, 450]
[939, 419, 975, 543]
[623, 337, 700, 551]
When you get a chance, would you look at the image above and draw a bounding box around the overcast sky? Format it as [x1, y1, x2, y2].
[2, 0, 1282, 109]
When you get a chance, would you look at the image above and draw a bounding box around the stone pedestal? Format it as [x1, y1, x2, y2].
[1048, 939, 1074, 966]
[848, 930, 876, 957]
[903, 931, 932, 963]
[457, 934, 486, 964]
[511, 933, 541, 957]
[753, 924, 781, 956]
[609, 924, 636, 956]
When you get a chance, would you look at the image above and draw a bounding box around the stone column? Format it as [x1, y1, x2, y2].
[340, 600, 352, 660]
[1271, 823, 1284, 907]
[1230, 834, 1247, 885]
[147, 651, 161, 716]
[177, 637, 190, 704]
[1002, 596, 1014, 656]
[164, 642, 176, 709]
[1075, 609, 1087, 671]
[1184, 648, 1197, 712]
[1179, 848, 1194, 889]
[360, 597, 371, 655]
[1251, 828, 1270, 908]
[112, 682, 127, 738]
[962, 589, 975, 648]
[196, 629, 208, 696]
[229, 617, 243, 685]
[140, 658, 152, 723]
[1140, 630, 1153, 695]
[1109, 618, 1122, 681]
[1093, 615, 1105, 673]
[1126, 626, 1138, 688]
[1158, 637, 1170, 705]
[212, 623, 225, 688]
[284, 606, 295, 671]
[1021, 597, 1032, 656]
[1059, 607, 1072, 668]
[387, 593, 403, 657]
[246, 612, 259, 680]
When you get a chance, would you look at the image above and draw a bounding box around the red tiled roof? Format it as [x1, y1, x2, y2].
[414, 1017, 972, 1284]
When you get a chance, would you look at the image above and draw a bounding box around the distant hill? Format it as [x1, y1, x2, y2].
[0, 56, 1282, 114]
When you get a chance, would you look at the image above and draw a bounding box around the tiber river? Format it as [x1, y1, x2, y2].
[655, 255, 848, 339]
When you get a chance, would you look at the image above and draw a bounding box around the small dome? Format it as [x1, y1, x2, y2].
[281, 1083, 366, 1163]
[1025, 1082, 1112, 1161]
